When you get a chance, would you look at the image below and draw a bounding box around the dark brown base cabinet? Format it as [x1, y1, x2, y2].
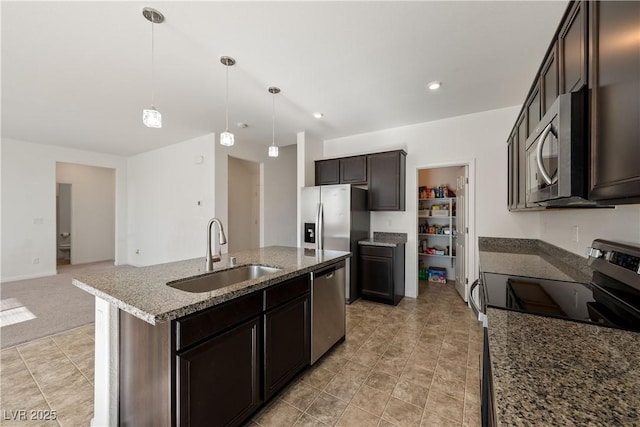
[177, 316, 262, 427]
[119, 274, 312, 427]
[359, 244, 405, 305]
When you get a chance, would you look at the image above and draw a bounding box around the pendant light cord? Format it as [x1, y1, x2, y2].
[150, 16, 155, 107]
[272, 92, 275, 146]
[225, 64, 229, 131]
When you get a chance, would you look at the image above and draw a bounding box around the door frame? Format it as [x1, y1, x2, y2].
[414, 159, 476, 303]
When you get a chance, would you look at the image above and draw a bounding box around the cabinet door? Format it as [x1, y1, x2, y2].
[177, 317, 261, 427]
[315, 159, 340, 185]
[264, 293, 310, 400]
[541, 42, 559, 115]
[588, 1, 640, 203]
[340, 155, 367, 184]
[368, 151, 406, 211]
[360, 254, 393, 301]
[526, 84, 541, 138]
[516, 113, 528, 209]
[507, 134, 516, 211]
[559, 1, 587, 94]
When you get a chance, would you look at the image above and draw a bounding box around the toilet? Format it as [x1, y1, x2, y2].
[59, 233, 71, 261]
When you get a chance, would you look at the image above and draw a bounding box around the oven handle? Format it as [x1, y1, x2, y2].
[470, 278, 488, 327]
[536, 122, 558, 186]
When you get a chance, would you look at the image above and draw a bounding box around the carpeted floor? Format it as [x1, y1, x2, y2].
[0, 261, 129, 349]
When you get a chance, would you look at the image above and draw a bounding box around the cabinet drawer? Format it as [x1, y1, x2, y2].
[175, 292, 262, 351]
[264, 274, 310, 311]
[359, 245, 393, 258]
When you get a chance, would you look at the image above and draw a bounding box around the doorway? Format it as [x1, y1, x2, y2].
[228, 156, 261, 252]
[55, 162, 116, 267]
[416, 162, 473, 302]
[56, 183, 72, 265]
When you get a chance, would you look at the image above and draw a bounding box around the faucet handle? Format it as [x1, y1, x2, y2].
[229, 256, 237, 267]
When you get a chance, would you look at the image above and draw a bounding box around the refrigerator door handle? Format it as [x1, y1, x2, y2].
[315, 202, 321, 251]
[318, 202, 324, 250]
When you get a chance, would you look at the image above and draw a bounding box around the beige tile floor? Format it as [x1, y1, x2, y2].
[0, 325, 94, 427]
[251, 281, 483, 427]
[0, 280, 481, 427]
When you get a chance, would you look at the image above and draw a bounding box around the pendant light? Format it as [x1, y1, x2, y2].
[142, 7, 164, 128]
[219, 56, 236, 146]
[268, 86, 280, 157]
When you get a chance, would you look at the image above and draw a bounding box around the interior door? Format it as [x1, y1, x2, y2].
[455, 167, 468, 302]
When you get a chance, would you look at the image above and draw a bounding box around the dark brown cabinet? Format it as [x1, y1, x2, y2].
[559, 1, 588, 94]
[541, 42, 559, 115]
[368, 150, 406, 211]
[516, 113, 528, 209]
[315, 155, 367, 186]
[315, 159, 340, 185]
[526, 85, 541, 138]
[119, 271, 318, 427]
[177, 316, 262, 427]
[340, 155, 367, 184]
[507, 132, 517, 211]
[359, 244, 405, 305]
[263, 276, 310, 400]
[588, 1, 640, 204]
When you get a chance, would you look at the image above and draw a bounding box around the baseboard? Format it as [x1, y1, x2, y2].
[1, 270, 58, 284]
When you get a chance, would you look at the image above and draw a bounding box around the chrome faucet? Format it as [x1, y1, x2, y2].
[205, 218, 227, 272]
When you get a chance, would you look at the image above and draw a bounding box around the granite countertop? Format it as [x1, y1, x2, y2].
[73, 246, 350, 325]
[359, 232, 407, 247]
[489, 308, 640, 425]
[479, 237, 640, 425]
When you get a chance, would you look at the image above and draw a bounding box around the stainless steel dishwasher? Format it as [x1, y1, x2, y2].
[310, 260, 346, 364]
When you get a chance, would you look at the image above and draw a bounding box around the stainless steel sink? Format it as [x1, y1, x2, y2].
[167, 264, 282, 293]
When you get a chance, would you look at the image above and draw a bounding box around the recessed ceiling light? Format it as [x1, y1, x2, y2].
[428, 81, 442, 91]
[313, 112, 324, 119]
[236, 122, 248, 129]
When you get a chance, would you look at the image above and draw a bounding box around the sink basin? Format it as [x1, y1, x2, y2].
[167, 264, 283, 293]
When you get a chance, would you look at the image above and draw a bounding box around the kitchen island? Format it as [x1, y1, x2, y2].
[478, 238, 640, 425]
[73, 246, 350, 427]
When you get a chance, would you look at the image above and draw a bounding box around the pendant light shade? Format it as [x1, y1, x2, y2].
[268, 86, 280, 158]
[142, 7, 164, 128]
[220, 56, 236, 146]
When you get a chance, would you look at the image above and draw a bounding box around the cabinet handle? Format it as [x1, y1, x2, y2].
[535, 122, 558, 185]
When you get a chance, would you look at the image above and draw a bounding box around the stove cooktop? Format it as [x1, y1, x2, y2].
[482, 272, 640, 332]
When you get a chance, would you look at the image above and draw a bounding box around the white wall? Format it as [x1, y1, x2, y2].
[540, 205, 640, 255]
[228, 157, 260, 252]
[127, 134, 215, 266]
[1, 138, 128, 282]
[324, 106, 540, 297]
[56, 162, 116, 264]
[215, 141, 298, 253]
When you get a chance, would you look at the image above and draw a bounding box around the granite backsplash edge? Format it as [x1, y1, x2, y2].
[478, 236, 592, 279]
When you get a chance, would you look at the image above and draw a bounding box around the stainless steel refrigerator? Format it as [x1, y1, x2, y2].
[301, 184, 370, 303]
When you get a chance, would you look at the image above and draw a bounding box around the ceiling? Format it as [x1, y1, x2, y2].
[1, 1, 568, 157]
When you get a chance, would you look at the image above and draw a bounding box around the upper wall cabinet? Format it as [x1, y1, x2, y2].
[588, 1, 640, 204]
[559, 1, 588, 94]
[506, 0, 625, 210]
[339, 155, 367, 185]
[314, 151, 406, 211]
[315, 155, 367, 186]
[368, 150, 406, 211]
[541, 42, 559, 116]
[315, 159, 340, 185]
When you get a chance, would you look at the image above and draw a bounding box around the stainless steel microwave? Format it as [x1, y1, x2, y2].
[525, 90, 590, 206]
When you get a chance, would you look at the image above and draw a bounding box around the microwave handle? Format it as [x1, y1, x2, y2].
[536, 122, 558, 186]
